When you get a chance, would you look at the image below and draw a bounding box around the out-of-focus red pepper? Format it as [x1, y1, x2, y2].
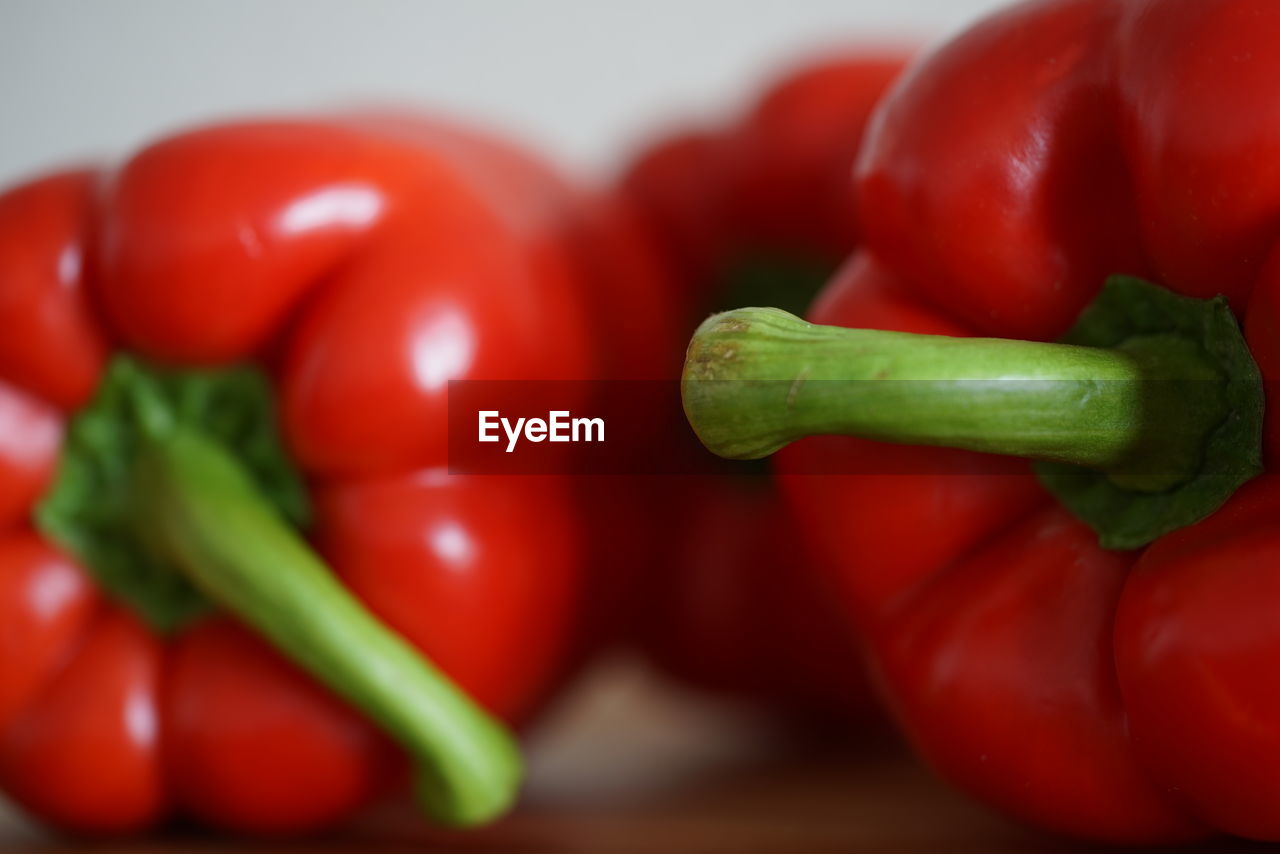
[0, 114, 651, 836]
[684, 0, 1280, 843]
[621, 52, 909, 715]
[623, 51, 907, 309]
[638, 480, 874, 715]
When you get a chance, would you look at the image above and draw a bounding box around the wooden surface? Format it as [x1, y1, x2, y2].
[0, 660, 1265, 853]
[0, 754, 1065, 853]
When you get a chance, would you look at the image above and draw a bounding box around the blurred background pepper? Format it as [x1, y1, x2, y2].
[618, 52, 908, 718]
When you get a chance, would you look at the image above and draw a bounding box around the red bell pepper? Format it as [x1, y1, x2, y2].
[684, 0, 1280, 843]
[622, 52, 907, 714]
[0, 114, 633, 835]
[623, 51, 907, 310]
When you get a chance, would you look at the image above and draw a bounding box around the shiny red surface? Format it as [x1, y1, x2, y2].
[780, 0, 1280, 842]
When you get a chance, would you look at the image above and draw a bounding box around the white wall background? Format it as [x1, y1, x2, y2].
[0, 0, 1009, 186]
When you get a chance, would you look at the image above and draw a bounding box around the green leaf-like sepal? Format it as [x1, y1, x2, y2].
[1035, 277, 1264, 550]
[35, 356, 309, 632]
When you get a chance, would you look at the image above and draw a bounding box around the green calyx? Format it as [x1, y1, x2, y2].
[1036, 277, 1263, 549]
[682, 277, 1264, 550]
[36, 355, 308, 632]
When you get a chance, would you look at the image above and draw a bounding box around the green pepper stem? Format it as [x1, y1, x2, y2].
[130, 430, 520, 827]
[682, 307, 1230, 492]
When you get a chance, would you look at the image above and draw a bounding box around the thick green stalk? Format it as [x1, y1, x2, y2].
[683, 306, 1227, 492]
[131, 429, 520, 827]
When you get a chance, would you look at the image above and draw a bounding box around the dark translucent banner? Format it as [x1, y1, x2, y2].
[447, 380, 1244, 477]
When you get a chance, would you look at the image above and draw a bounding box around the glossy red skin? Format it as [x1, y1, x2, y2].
[0, 172, 107, 409]
[781, 0, 1280, 842]
[164, 620, 396, 834]
[341, 119, 689, 675]
[1, 610, 165, 833]
[0, 116, 626, 834]
[620, 54, 909, 712]
[315, 471, 583, 725]
[0, 382, 61, 530]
